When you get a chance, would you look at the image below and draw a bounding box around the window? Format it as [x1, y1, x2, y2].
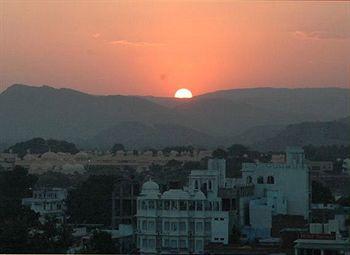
[157, 200, 163, 210]
[171, 200, 178, 210]
[148, 221, 155, 231]
[205, 222, 211, 232]
[257, 176, 264, 184]
[180, 239, 186, 248]
[205, 201, 212, 211]
[142, 238, 148, 248]
[179, 201, 187, 210]
[179, 222, 186, 231]
[171, 222, 177, 232]
[247, 176, 252, 184]
[189, 201, 195, 210]
[164, 201, 170, 210]
[196, 201, 203, 211]
[196, 222, 203, 232]
[208, 181, 212, 190]
[170, 239, 177, 248]
[141, 201, 147, 210]
[149, 200, 155, 209]
[142, 220, 147, 231]
[164, 221, 170, 231]
[267, 176, 275, 184]
[195, 180, 199, 189]
[164, 238, 169, 247]
[148, 239, 155, 248]
[195, 240, 203, 251]
[214, 202, 220, 211]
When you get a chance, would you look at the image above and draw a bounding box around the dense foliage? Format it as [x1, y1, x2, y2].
[5, 137, 79, 158]
[35, 171, 86, 188]
[82, 230, 116, 254]
[67, 175, 121, 225]
[312, 181, 334, 204]
[110, 143, 125, 154]
[304, 145, 350, 162]
[0, 167, 73, 253]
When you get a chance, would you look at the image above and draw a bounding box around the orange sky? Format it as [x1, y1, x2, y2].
[1, 1, 349, 96]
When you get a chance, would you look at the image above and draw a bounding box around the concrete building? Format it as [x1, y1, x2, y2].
[112, 178, 140, 229]
[242, 147, 310, 239]
[0, 152, 16, 171]
[136, 181, 228, 254]
[294, 223, 350, 255]
[307, 161, 334, 177]
[242, 147, 310, 219]
[294, 239, 350, 255]
[136, 159, 230, 254]
[22, 187, 67, 222]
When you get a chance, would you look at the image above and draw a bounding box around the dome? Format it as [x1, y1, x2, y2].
[74, 151, 89, 159]
[141, 180, 160, 195]
[192, 190, 206, 200]
[41, 151, 59, 160]
[23, 154, 38, 161]
[162, 189, 190, 200]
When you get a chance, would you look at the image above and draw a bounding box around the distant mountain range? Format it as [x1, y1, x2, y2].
[1, 84, 349, 150]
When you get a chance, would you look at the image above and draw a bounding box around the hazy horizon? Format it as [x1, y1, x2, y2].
[1, 1, 349, 97]
[2, 83, 350, 98]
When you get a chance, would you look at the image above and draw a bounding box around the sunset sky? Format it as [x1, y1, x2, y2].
[1, 1, 349, 97]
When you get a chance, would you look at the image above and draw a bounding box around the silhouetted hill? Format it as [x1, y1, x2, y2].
[256, 119, 350, 151]
[197, 87, 350, 122]
[1, 84, 349, 149]
[0, 84, 181, 145]
[89, 121, 220, 149]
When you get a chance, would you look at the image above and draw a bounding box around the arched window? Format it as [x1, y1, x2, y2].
[257, 176, 264, 184]
[195, 180, 199, 189]
[267, 176, 275, 184]
[246, 176, 252, 184]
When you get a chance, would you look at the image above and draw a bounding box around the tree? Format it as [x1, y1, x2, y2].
[5, 138, 79, 158]
[312, 181, 334, 204]
[111, 143, 125, 154]
[230, 225, 241, 244]
[83, 230, 116, 254]
[227, 144, 249, 157]
[0, 166, 38, 207]
[67, 175, 120, 225]
[0, 205, 40, 253]
[212, 148, 228, 159]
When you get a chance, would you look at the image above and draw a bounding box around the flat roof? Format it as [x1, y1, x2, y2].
[294, 239, 350, 250]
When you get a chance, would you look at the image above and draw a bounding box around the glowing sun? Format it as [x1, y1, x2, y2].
[174, 88, 193, 98]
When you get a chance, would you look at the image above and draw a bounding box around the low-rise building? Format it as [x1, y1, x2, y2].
[307, 161, 334, 177]
[241, 147, 310, 239]
[22, 187, 67, 222]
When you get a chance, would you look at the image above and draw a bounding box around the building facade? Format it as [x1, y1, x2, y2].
[136, 159, 230, 254]
[241, 147, 310, 239]
[22, 187, 67, 222]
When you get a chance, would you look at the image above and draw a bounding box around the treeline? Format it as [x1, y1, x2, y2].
[4, 137, 79, 158]
[303, 144, 350, 161]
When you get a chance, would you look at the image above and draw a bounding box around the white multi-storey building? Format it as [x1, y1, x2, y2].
[137, 159, 229, 254]
[22, 188, 67, 222]
[242, 147, 310, 238]
[242, 147, 310, 219]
